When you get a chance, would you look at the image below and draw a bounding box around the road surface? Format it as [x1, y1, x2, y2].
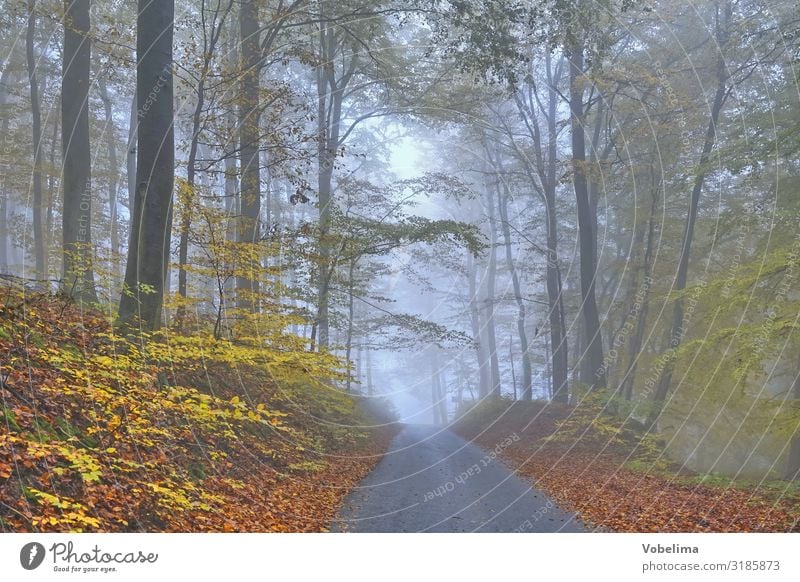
[333, 424, 585, 532]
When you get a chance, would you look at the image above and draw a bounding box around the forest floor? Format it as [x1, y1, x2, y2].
[452, 400, 800, 532]
[0, 285, 397, 532]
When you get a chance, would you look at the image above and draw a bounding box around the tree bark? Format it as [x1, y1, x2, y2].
[345, 258, 356, 392]
[786, 355, 800, 480]
[118, 0, 175, 332]
[0, 65, 12, 273]
[98, 76, 120, 282]
[431, 349, 447, 424]
[365, 346, 373, 395]
[496, 170, 532, 400]
[512, 51, 569, 402]
[483, 181, 501, 397]
[468, 251, 491, 397]
[540, 56, 570, 402]
[26, 0, 46, 282]
[314, 20, 357, 349]
[61, 0, 97, 301]
[236, 0, 261, 311]
[45, 95, 59, 268]
[126, 91, 137, 213]
[566, 36, 605, 391]
[618, 167, 659, 401]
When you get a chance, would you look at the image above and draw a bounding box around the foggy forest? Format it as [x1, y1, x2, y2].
[0, 0, 799, 534]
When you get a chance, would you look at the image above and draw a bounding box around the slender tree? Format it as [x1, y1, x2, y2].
[98, 75, 120, 280]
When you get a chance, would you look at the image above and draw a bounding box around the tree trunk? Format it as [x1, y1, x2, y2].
[468, 252, 490, 397]
[26, 0, 46, 282]
[61, 0, 97, 302]
[345, 258, 356, 392]
[547, 54, 570, 402]
[98, 76, 120, 283]
[45, 96, 59, 273]
[540, 52, 569, 402]
[315, 36, 336, 349]
[0, 66, 12, 273]
[545, 331, 552, 399]
[509, 337, 517, 400]
[786, 355, 800, 480]
[236, 0, 261, 311]
[431, 355, 441, 425]
[365, 346, 373, 395]
[118, 0, 175, 332]
[497, 176, 532, 400]
[356, 343, 363, 392]
[431, 349, 447, 425]
[566, 38, 605, 391]
[619, 168, 659, 401]
[314, 23, 357, 349]
[484, 183, 501, 397]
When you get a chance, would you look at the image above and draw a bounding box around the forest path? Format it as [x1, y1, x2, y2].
[332, 424, 585, 532]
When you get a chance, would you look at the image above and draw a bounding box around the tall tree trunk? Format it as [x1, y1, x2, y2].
[61, 0, 97, 301]
[566, 36, 605, 391]
[365, 346, 373, 395]
[45, 97, 59, 275]
[545, 55, 570, 403]
[786, 355, 800, 480]
[619, 168, 659, 401]
[468, 252, 490, 397]
[509, 337, 517, 400]
[26, 0, 46, 281]
[356, 342, 362, 392]
[431, 354, 442, 425]
[118, 0, 175, 331]
[222, 21, 239, 307]
[314, 23, 356, 349]
[236, 0, 261, 311]
[545, 331, 552, 399]
[126, 91, 137, 213]
[649, 1, 730, 428]
[314, 41, 336, 349]
[496, 176, 532, 400]
[431, 349, 447, 425]
[484, 183, 501, 397]
[0, 65, 12, 273]
[516, 50, 569, 403]
[98, 76, 120, 282]
[345, 258, 356, 392]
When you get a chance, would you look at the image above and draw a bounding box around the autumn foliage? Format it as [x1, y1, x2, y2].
[0, 284, 395, 532]
[454, 399, 800, 532]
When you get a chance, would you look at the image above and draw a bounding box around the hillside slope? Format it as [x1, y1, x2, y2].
[0, 286, 395, 532]
[453, 399, 799, 532]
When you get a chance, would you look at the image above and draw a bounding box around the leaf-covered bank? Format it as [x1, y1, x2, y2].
[453, 399, 800, 532]
[0, 286, 396, 532]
